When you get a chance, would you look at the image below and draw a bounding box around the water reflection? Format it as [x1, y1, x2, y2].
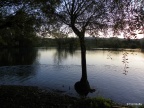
[0, 48, 144, 103]
[122, 51, 129, 75]
[0, 48, 38, 83]
[53, 48, 96, 96]
[0, 48, 38, 66]
[0, 65, 36, 81]
[53, 48, 77, 64]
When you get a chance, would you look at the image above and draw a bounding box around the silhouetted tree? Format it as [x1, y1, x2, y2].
[0, 0, 60, 47]
[53, 0, 112, 82]
[51, 0, 136, 80]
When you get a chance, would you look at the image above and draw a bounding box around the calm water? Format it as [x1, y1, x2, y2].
[0, 47, 144, 104]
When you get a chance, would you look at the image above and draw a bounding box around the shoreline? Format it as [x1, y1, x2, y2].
[0, 85, 143, 108]
[0, 85, 76, 108]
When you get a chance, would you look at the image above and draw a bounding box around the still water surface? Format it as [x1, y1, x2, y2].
[0, 48, 144, 104]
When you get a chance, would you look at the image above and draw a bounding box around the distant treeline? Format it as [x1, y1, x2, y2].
[36, 37, 79, 49]
[1, 34, 144, 49]
[36, 37, 144, 49]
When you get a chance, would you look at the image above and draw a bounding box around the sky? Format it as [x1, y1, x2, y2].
[68, 31, 144, 39]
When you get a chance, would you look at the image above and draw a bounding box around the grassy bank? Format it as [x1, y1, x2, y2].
[0, 85, 143, 108]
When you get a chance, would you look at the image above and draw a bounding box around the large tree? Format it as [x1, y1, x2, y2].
[52, 0, 120, 82]
[43, 0, 114, 95]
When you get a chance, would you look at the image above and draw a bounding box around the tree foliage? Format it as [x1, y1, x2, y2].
[55, 0, 110, 36]
[0, 0, 59, 47]
[111, 0, 144, 39]
[0, 10, 36, 47]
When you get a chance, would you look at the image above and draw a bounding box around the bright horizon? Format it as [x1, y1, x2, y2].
[68, 32, 144, 39]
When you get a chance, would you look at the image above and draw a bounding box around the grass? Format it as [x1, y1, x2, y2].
[0, 85, 143, 108]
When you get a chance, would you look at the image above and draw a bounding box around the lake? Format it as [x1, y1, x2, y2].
[0, 47, 144, 104]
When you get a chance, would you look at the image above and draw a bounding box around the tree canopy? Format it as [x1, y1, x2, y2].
[39, 0, 144, 41]
[0, 0, 59, 47]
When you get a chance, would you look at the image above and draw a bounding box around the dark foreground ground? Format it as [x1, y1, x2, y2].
[0, 85, 143, 108]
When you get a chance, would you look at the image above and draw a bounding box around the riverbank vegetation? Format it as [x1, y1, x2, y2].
[36, 37, 144, 50]
[0, 35, 144, 50]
